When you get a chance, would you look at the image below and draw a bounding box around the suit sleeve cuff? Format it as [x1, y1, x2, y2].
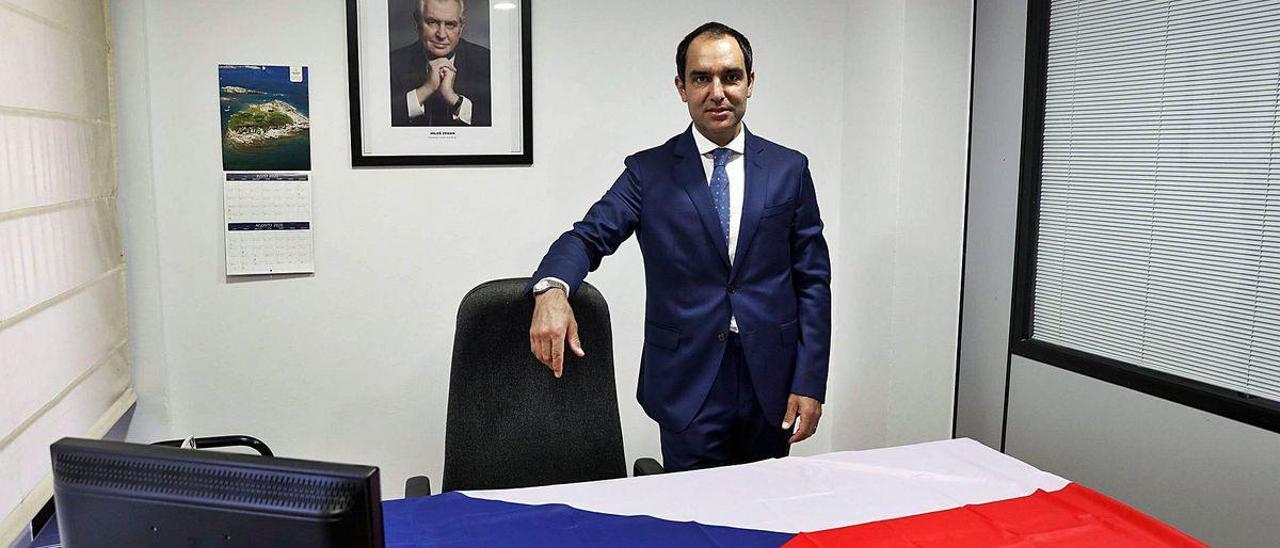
[789, 373, 827, 403]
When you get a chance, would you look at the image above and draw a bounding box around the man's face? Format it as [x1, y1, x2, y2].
[419, 0, 464, 58]
[676, 34, 754, 143]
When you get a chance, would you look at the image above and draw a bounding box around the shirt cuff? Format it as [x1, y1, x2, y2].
[406, 90, 426, 118]
[451, 96, 473, 125]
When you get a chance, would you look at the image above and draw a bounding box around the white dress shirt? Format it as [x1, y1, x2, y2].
[690, 126, 746, 332]
[538, 127, 748, 332]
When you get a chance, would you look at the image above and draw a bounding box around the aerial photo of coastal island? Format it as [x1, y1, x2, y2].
[219, 65, 310, 171]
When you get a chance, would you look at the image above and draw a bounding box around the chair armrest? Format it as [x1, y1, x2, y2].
[633, 457, 665, 476]
[150, 435, 274, 456]
[404, 475, 432, 498]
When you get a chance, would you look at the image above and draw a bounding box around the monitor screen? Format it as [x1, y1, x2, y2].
[50, 437, 384, 547]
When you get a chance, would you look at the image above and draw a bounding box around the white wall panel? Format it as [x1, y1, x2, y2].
[831, 0, 971, 451]
[954, 0, 1027, 447]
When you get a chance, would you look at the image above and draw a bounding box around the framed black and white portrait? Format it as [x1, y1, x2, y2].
[346, 0, 531, 166]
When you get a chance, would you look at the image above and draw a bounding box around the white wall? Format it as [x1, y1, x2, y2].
[830, 0, 971, 451]
[957, 1, 1280, 545]
[113, 0, 972, 498]
[953, 0, 1024, 448]
[112, 0, 173, 447]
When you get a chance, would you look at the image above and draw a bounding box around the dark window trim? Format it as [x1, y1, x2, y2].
[1007, 0, 1280, 436]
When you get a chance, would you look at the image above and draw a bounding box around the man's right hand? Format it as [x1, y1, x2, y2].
[529, 289, 585, 378]
[413, 57, 452, 105]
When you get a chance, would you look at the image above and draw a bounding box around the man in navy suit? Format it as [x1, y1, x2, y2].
[528, 22, 831, 472]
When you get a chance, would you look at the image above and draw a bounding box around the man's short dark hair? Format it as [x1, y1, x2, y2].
[676, 22, 753, 80]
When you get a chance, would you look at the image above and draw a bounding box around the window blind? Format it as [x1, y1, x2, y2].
[1033, 0, 1280, 401]
[0, 0, 135, 543]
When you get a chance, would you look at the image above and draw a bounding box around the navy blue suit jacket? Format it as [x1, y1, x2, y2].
[531, 126, 832, 432]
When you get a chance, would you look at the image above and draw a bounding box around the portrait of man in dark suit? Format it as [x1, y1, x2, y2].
[389, 0, 492, 127]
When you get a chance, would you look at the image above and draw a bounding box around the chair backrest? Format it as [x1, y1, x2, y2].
[441, 278, 626, 492]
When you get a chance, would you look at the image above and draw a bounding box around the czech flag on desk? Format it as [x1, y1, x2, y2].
[382, 439, 1205, 547]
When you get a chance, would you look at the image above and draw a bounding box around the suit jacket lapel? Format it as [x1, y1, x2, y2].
[673, 128, 731, 270]
[731, 129, 769, 282]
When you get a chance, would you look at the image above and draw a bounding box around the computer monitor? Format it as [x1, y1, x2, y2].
[50, 437, 384, 547]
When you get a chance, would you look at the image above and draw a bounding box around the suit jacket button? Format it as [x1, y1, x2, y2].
[717, 331, 727, 342]
[727, 285, 737, 294]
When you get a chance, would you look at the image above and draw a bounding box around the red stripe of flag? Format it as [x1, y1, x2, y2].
[785, 483, 1206, 547]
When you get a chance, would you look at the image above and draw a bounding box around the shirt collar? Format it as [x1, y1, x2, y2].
[692, 124, 746, 158]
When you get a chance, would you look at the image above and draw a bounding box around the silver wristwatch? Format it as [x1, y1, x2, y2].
[532, 278, 568, 296]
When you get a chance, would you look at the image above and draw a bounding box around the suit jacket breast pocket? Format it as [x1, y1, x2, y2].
[761, 198, 794, 219]
[759, 199, 795, 234]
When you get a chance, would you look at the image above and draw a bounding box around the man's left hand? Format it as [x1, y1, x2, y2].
[437, 59, 460, 106]
[782, 394, 822, 444]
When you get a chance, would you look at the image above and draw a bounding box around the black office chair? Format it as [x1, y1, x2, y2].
[405, 278, 661, 497]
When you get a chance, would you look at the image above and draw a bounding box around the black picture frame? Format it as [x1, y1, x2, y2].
[346, 0, 533, 167]
[1007, 0, 1280, 437]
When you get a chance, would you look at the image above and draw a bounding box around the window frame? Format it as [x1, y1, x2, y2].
[1008, 0, 1280, 435]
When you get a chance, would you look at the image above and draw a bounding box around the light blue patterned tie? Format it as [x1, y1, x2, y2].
[710, 147, 733, 247]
